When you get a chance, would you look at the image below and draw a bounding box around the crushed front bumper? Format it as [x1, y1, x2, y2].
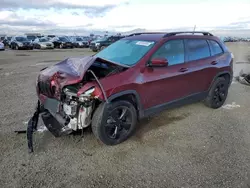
[27, 97, 73, 153]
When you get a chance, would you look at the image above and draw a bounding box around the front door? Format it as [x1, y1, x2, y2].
[138, 39, 194, 110]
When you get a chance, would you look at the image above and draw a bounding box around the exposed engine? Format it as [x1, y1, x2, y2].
[61, 87, 94, 131]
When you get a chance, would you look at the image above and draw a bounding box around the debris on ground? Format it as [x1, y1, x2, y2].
[235, 70, 250, 86]
[222, 102, 241, 110]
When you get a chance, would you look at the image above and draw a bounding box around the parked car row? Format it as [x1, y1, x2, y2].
[222, 36, 250, 42]
[0, 34, 126, 51]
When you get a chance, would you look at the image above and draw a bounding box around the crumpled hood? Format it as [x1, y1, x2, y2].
[38, 56, 95, 88]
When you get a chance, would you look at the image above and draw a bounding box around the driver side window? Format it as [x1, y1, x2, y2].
[151, 39, 185, 66]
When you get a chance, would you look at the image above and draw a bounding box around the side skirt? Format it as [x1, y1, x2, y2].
[142, 92, 208, 118]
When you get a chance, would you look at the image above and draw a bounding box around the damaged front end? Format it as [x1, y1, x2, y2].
[27, 56, 127, 152]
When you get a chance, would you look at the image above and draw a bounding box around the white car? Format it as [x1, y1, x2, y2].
[33, 37, 54, 49]
[0, 41, 5, 51]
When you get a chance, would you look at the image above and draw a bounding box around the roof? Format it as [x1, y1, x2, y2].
[123, 31, 214, 42]
[124, 33, 165, 41]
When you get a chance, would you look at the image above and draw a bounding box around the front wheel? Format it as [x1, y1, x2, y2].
[92, 100, 137, 145]
[204, 77, 229, 109]
[100, 46, 106, 51]
[15, 45, 19, 50]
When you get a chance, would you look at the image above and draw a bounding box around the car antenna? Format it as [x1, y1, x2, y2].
[192, 25, 196, 35]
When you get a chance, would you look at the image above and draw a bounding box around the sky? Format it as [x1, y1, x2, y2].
[0, 0, 250, 35]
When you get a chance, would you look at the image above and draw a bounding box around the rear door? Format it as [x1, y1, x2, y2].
[184, 39, 215, 93]
[139, 39, 194, 109]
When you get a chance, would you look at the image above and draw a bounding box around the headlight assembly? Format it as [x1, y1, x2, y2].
[78, 87, 95, 102]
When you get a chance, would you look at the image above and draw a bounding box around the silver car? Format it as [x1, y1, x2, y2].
[33, 37, 54, 49]
[0, 41, 5, 51]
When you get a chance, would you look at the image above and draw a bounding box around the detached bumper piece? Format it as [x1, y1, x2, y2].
[27, 100, 40, 153]
[27, 98, 73, 153]
[41, 111, 72, 137]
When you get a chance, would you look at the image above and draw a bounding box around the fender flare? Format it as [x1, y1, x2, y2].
[108, 90, 144, 118]
[209, 71, 233, 90]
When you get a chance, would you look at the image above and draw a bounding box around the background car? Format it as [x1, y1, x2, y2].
[0, 41, 5, 51]
[10, 36, 33, 50]
[26, 35, 37, 43]
[89, 35, 124, 52]
[3, 36, 12, 47]
[33, 37, 54, 49]
[51, 36, 74, 48]
[72, 37, 89, 48]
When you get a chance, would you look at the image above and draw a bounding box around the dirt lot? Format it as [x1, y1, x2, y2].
[0, 43, 250, 188]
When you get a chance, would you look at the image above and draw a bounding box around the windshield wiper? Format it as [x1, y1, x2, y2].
[96, 57, 130, 68]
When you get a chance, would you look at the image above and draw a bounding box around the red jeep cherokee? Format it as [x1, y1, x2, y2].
[27, 31, 233, 152]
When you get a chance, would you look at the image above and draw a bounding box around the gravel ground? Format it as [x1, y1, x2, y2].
[0, 43, 250, 188]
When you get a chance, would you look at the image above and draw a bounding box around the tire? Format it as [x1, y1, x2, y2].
[92, 100, 137, 145]
[204, 77, 229, 109]
[100, 46, 106, 50]
[15, 45, 19, 50]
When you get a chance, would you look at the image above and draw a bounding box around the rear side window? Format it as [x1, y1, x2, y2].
[185, 39, 210, 61]
[209, 40, 223, 56]
[151, 39, 185, 66]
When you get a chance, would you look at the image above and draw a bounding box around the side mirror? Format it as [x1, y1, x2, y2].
[148, 58, 168, 67]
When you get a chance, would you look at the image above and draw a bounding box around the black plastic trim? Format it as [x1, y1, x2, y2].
[108, 90, 144, 118]
[143, 92, 208, 117]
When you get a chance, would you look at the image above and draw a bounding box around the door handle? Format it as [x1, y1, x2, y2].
[211, 61, 218, 65]
[179, 68, 188, 72]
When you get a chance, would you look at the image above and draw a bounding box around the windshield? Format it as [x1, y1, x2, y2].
[59, 37, 68, 42]
[76, 38, 83, 41]
[39, 38, 49, 42]
[27, 36, 36, 40]
[16, 37, 29, 42]
[95, 39, 155, 66]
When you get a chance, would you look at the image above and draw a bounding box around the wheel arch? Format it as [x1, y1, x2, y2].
[209, 71, 232, 90]
[108, 90, 144, 120]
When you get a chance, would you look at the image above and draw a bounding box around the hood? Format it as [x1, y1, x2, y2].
[39, 56, 95, 88]
[18, 41, 30, 44]
[37, 56, 129, 98]
[92, 39, 105, 43]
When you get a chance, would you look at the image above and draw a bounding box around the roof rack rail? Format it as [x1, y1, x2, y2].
[127, 32, 167, 37]
[163, 31, 213, 37]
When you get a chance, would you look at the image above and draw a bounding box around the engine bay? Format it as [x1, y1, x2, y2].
[57, 59, 127, 131]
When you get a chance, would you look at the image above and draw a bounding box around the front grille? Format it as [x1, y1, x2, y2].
[38, 81, 55, 97]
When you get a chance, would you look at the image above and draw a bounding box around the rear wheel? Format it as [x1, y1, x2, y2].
[92, 100, 137, 145]
[204, 77, 229, 109]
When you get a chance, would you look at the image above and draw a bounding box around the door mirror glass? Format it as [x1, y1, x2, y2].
[149, 58, 168, 67]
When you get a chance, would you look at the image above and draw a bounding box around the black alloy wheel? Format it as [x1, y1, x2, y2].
[204, 77, 229, 109]
[92, 100, 137, 145]
[105, 106, 132, 140]
[213, 82, 227, 106]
